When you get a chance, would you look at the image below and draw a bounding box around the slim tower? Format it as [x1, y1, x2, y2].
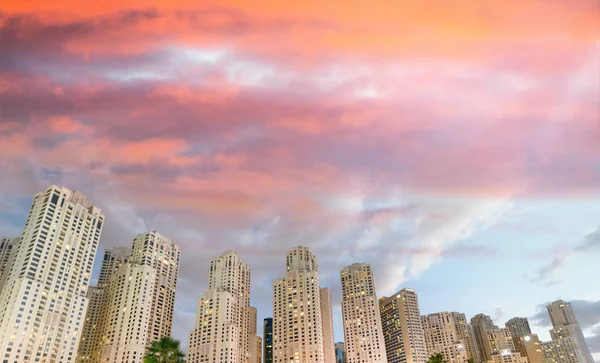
[543, 300, 594, 363]
[451, 312, 481, 363]
[273, 246, 325, 363]
[0, 236, 19, 287]
[0, 185, 104, 363]
[470, 314, 498, 362]
[340, 263, 387, 363]
[379, 288, 428, 363]
[264, 318, 273, 363]
[188, 251, 251, 363]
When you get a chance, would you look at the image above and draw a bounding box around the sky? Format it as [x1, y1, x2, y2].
[1, 0, 599, 359]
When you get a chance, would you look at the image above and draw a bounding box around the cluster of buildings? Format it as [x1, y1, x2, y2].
[0, 185, 595, 363]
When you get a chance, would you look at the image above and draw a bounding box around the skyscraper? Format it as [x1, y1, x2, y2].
[77, 247, 131, 362]
[320, 287, 336, 363]
[543, 300, 594, 363]
[470, 314, 498, 362]
[515, 334, 545, 363]
[421, 312, 469, 363]
[0, 185, 104, 363]
[0, 236, 19, 287]
[505, 317, 532, 358]
[249, 306, 263, 363]
[340, 263, 387, 363]
[379, 288, 428, 363]
[481, 328, 516, 361]
[452, 312, 481, 363]
[94, 231, 180, 363]
[334, 342, 346, 363]
[272, 246, 325, 363]
[264, 318, 273, 363]
[188, 251, 251, 363]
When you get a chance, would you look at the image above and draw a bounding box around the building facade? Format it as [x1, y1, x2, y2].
[421, 312, 469, 363]
[340, 263, 387, 363]
[452, 312, 482, 363]
[334, 342, 346, 363]
[320, 287, 336, 363]
[470, 314, 498, 362]
[505, 317, 532, 359]
[188, 251, 251, 363]
[272, 246, 325, 363]
[545, 300, 594, 363]
[0, 186, 104, 363]
[77, 247, 131, 362]
[0, 236, 19, 290]
[93, 231, 180, 363]
[379, 288, 428, 363]
[264, 318, 273, 363]
[515, 334, 544, 363]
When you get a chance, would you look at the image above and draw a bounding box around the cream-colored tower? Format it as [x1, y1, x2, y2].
[249, 306, 263, 363]
[77, 247, 131, 362]
[379, 288, 428, 363]
[273, 246, 325, 363]
[94, 231, 180, 363]
[514, 334, 544, 363]
[545, 300, 594, 363]
[188, 251, 251, 363]
[0, 236, 19, 288]
[320, 287, 336, 363]
[0, 185, 104, 363]
[482, 328, 519, 362]
[452, 312, 482, 363]
[340, 263, 387, 363]
[421, 312, 469, 363]
[470, 314, 498, 362]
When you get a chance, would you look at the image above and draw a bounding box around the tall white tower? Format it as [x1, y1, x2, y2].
[0, 236, 20, 292]
[188, 251, 251, 363]
[0, 185, 104, 363]
[340, 263, 387, 363]
[273, 246, 325, 363]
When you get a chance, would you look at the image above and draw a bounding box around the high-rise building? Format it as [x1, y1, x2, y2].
[505, 317, 532, 359]
[77, 247, 131, 362]
[421, 312, 469, 363]
[452, 312, 482, 363]
[320, 287, 336, 363]
[188, 251, 251, 363]
[340, 263, 387, 363]
[515, 334, 545, 363]
[0, 185, 104, 363]
[0, 236, 19, 288]
[470, 314, 498, 362]
[264, 318, 273, 363]
[249, 306, 263, 363]
[379, 288, 428, 363]
[94, 231, 180, 363]
[544, 300, 594, 363]
[334, 342, 346, 363]
[272, 246, 325, 363]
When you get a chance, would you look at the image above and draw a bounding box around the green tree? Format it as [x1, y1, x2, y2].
[427, 353, 446, 363]
[143, 337, 185, 363]
[467, 359, 475, 363]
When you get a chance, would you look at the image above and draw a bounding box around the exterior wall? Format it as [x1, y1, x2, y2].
[0, 236, 19, 290]
[546, 300, 594, 363]
[273, 246, 325, 363]
[98, 264, 157, 363]
[340, 263, 387, 363]
[421, 312, 469, 363]
[78, 247, 131, 362]
[334, 342, 346, 363]
[0, 186, 103, 363]
[379, 288, 428, 363]
[453, 312, 482, 363]
[320, 287, 336, 363]
[264, 318, 273, 363]
[470, 314, 498, 362]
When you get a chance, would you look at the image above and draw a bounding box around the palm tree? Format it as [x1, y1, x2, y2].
[467, 359, 475, 363]
[144, 337, 185, 363]
[427, 353, 446, 363]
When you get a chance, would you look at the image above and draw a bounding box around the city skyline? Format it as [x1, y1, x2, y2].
[1, 185, 599, 361]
